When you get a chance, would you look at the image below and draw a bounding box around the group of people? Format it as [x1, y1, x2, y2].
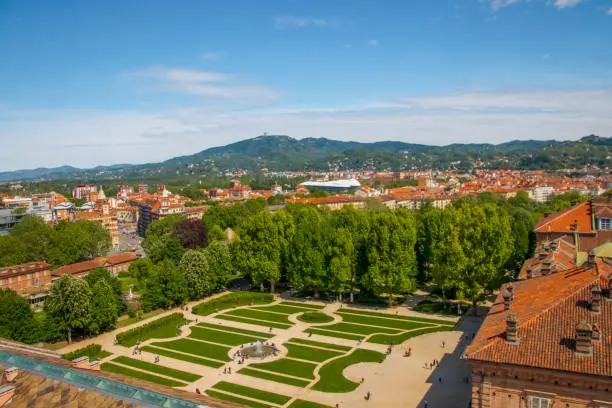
[425, 359, 440, 370]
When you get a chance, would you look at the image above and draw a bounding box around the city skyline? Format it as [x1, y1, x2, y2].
[1, 0, 612, 170]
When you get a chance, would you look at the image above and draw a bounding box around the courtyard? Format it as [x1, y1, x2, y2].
[59, 292, 478, 408]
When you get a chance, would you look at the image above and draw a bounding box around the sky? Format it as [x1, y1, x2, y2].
[1, 0, 612, 171]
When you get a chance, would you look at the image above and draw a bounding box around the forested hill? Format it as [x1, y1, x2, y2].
[1, 134, 610, 181]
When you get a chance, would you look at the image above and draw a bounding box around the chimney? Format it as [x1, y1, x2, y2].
[550, 241, 559, 251]
[538, 251, 547, 261]
[592, 324, 601, 343]
[591, 285, 602, 314]
[507, 285, 514, 301]
[502, 289, 512, 310]
[588, 250, 597, 267]
[505, 314, 519, 345]
[3, 367, 18, 383]
[575, 320, 593, 356]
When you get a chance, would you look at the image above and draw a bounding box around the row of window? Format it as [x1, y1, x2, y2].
[0, 271, 48, 285]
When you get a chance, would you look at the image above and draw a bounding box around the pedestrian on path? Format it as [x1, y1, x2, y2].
[223, 367, 227, 374]
[442, 341, 446, 348]
[228, 367, 232, 374]
[424, 400, 429, 408]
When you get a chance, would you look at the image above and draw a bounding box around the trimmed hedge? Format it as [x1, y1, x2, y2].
[116, 313, 187, 347]
[339, 308, 456, 326]
[297, 312, 334, 324]
[64, 344, 111, 362]
[100, 362, 186, 387]
[280, 301, 324, 310]
[193, 292, 274, 316]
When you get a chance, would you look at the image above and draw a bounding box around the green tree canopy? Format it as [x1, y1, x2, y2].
[44, 274, 91, 343]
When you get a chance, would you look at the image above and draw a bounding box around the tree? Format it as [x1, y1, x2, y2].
[506, 207, 536, 273]
[0, 288, 42, 344]
[142, 214, 185, 262]
[82, 220, 112, 258]
[173, 218, 208, 250]
[0, 236, 28, 267]
[362, 210, 418, 306]
[202, 241, 234, 290]
[84, 268, 126, 315]
[207, 224, 227, 243]
[10, 215, 53, 262]
[328, 228, 354, 301]
[44, 275, 91, 344]
[179, 250, 212, 299]
[415, 204, 449, 283]
[141, 260, 188, 311]
[88, 279, 118, 334]
[129, 258, 155, 283]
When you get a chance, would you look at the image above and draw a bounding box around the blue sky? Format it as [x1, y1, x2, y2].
[1, 0, 611, 170]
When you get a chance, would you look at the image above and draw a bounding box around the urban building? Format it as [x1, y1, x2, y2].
[0, 262, 52, 306]
[72, 184, 97, 200]
[0, 209, 27, 236]
[464, 254, 612, 408]
[74, 204, 119, 247]
[51, 253, 139, 279]
[300, 178, 361, 193]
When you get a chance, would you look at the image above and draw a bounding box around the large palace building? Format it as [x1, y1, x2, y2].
[464, 252, 612, 408]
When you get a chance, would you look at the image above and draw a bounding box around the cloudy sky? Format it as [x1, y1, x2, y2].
[1, 0, 611, 171]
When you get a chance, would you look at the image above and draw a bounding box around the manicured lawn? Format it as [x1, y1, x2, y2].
[289, 400, 332, 408]
[339, 308, 456, 326]
[312, 349, 385, 393]
[216, 314, 291, 330]
[284, 343, 342, 363]
[337, 312, 433, 331]
[193, 292, 274, 316]
[288, 338, 351, 352]
[150, 338, 231, 361]
[117, 309, 166, 328]
[368, 326, 454, 345]
[413, 299, 470, 316]
[117, 313, 187, 347]
[238, 368, 311, 387]
[311, 322, 400, 336]
[119, 276, 140, 294]
[112, 356, 201, 382]
[141, 345, 224, 368]
[297, 311, 334, 324]
[226, 309, 293, 324]
[64, 344, 111, 362]
[189, 326, 267, 346]
[197, 322, 273, 338]
[304, 328, 363, 341]
[211, 381, 291, 405]
[249, 358, 316, 379]
[252, 305, 312, 314]
[206, 390, 273, 408]
[101, 362, 186, 387]
[280, 301, 324, 310]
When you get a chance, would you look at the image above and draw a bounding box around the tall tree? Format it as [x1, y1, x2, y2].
[10, 215, 53, 261]
[0, 236, 28, 267]
[202, 241, 234, 291]
[327, 228, 355, 301]
[87, 279, 118, 334]
[44, 275, 91, 344]
[84, 268, 126, 314]
[173, 218, 208, 250]
[179, 250, 212, 299]
[141, 260, 188, 311]
[0, 288, 42, 344]
[363, 210, 418, 306]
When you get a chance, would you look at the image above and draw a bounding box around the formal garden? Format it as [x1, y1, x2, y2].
[86, 291, 457, 408]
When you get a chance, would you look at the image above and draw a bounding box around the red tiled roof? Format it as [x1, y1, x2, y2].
[0, 261, 50, 279]
[465, 259, 612, 377]
[52, 253, 138, 276]
[534, 201, 593, 233]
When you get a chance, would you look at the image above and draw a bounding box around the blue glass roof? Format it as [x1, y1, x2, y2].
[0, 350, 207, 408]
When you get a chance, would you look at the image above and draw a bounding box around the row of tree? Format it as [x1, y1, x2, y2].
[0, 215, 111, 268]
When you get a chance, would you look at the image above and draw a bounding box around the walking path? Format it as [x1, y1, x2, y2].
[57, 294, 479, 408]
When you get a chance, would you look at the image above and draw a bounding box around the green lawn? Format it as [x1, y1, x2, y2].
[252, 305, 313, 314]
[289, 400, 332, 408]
[193, 292, 274, 316]
[119, 276, 140, 294]
[197, 322, 272, 338]
[280, 301, 324, 310]
[64, 344, 111, 362]
[112, 356, 201, 382]
[287, 338, 351, 352]
[150, 338, 231, 361]
[116, 313, 187, 347]
[206, 390, 273, 408]
[117, 309, 166, 328]
[249, 358, 317, 379]
[101, 362, 186, 387]
[225, 309, 293, 324]
[189, 326, 267, 346]
[312, 349, 385, 393]
[284, 343, 342, 363]
[211, 381, 291, 405]
[297, 312, 334, 324]
[304, 328, 363, 341]
[310, 322, 400, 336]
[141, 345, 224, 368]
[368, 326, 454, 345]
[336, 312, 434, 331]
[339, 308, 456, 326]
[238, 368, 311, 388]
[216, 314, 292, 329]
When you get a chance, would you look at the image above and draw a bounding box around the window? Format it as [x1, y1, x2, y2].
[530, 396, 551, 408]
[600, 218, 611, 230]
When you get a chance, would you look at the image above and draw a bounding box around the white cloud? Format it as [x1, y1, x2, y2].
[367, 39, 378, 46]
[2, 89, 611, 170]
[553, 0, 582, 8]
[122, 66, 280, 102]
[490, 0, 521, 11]
[274, 15, 328, 29]
[201, 52, 223, 61]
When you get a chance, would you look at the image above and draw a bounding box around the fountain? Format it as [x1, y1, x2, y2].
[240, 340, 277, 360]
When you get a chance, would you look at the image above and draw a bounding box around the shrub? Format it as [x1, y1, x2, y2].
[116, 313, 187, 347]
[192, 291, 273, 316]
[64, 344, 111, 361]
[127, 308, 137, 318]
[413, 299, 469, 315]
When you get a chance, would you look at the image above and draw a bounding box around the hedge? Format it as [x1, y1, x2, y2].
[116, 313, 187, 347]
[192, 292, 274, 316]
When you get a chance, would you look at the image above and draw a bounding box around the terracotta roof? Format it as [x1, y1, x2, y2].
[465, 259, 612, 377]
[52, 253, 138, 276]
[534, 201, 593, 233]
[519, 238, 581, 279]
[0, 262, 50, 279]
